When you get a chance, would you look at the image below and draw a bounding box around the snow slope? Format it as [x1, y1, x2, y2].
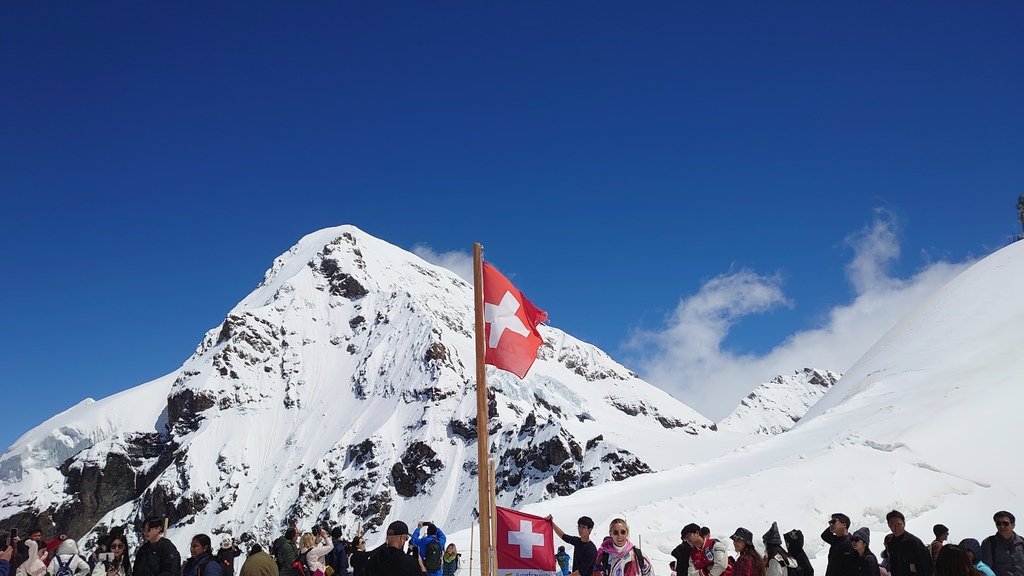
[447, 239, 1024, 572]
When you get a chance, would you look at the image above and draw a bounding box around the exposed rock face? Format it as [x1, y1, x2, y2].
[717, 368, 842, 435]
[0, 225, 719, 551]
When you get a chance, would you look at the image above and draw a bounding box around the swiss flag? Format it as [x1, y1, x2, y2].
[482, 262, 548, 379]
[495, 506, 558, 575]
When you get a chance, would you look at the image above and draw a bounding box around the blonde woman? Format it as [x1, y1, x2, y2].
[302, 529, 334, 576]
[596, 518, 652, 576]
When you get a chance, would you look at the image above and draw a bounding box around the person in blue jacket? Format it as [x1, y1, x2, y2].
[410, 522, 446, 576]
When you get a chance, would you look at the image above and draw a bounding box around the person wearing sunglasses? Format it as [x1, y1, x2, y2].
[92, 535, 130, 576]
[850, 528, 879, 576]
[822, 514, 857, 576]
[981, 512, 1024, 576]
[596, 519, 651, 576]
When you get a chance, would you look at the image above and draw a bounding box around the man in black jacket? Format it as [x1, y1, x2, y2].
[133, 518, 180, 576]
[821, 513, 856, 576]
[364, 521, 421, 576]
[881, 510, 932, 576]
[982, 511, 1024, 576]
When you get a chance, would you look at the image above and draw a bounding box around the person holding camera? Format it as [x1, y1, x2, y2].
[92, 535, 130, 576]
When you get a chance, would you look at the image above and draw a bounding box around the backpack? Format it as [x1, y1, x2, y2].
[53, 556, 74, 576]
[424, 540, 443, 572]
[293, 551, 309, 576]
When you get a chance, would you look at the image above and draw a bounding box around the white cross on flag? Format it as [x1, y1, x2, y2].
[496, 506, 558, 575]
[482, 262, 548, 379]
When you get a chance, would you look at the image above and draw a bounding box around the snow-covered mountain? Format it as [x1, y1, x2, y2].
[497, 237, 1024, 572]
[717, 368, 841, 435]
[0, 226, 751, 553]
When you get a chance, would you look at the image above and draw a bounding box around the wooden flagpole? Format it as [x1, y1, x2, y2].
[473, 242, 493, 576]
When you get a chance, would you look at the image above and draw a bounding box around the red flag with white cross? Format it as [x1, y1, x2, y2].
[482, 262, 548, 378]
[495, 506, 558, 575]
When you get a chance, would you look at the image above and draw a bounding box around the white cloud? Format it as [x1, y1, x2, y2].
[628, 212, 973, 422]
[412, 244, 474, 282]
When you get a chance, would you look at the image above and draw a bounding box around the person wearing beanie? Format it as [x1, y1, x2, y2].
[851, 528, 880, 576]
[729, 528, 765, 576]
[961, 539, 997, 576]
[822, 513, 857, 576]
[764, 523, 799, 576]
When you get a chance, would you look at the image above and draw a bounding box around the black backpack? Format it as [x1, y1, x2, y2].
[424, 540, 443, 572]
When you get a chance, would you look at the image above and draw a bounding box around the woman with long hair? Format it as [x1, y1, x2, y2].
[441, 543, 460, 576]
[92, 534, 131, 576]
[181, 535, 222, 576]
[303, 529, 334, 576]
[596, 518, 651, 576]
[730, 528, 766, 576]
[763, 523, 798, 576]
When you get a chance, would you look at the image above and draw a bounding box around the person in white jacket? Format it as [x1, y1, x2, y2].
[47, 540, 90, 576]
[301, 530, 334, 576]
[17, 540, 49, 576]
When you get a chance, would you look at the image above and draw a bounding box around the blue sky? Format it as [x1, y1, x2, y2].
[2, 2, 1022, 451]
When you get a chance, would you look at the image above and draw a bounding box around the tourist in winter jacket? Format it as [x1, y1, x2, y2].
[346, 538, 369, 576]
[683, 524, 730, 576]
[364, 522, 420, 576]
[822, 513, 857, 576]
[729, 528, 764, 576]
[410, 522, 446, 576]
[302, 530, 334, 576]
[92, 535, 131, 576]
[48, 539, 90, 576]
[214, 538, 241, 576]
[441, 544, 459, 576]
[238, 544, 276, 576]
[961, 539, 997, 576]
[982, 512, 1024, 576]
[850, 528, 879, 576]
[596, 518, 651, 576]
[882, 511, 932, 576]
[270, 529, 298, 576]
[133, 519, 180, 576]
[328, 528, 349, 576]
[764, 523, 799, 576]
[785, 529, 813, 576]
[181, 535, 222, 576]
[17, 540, 48, 576]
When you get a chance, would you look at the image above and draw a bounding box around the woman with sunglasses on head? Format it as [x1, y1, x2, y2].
[851, 528, 880, 576]
[596, 519, 651, 576]
[93, 535, 131, 576]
